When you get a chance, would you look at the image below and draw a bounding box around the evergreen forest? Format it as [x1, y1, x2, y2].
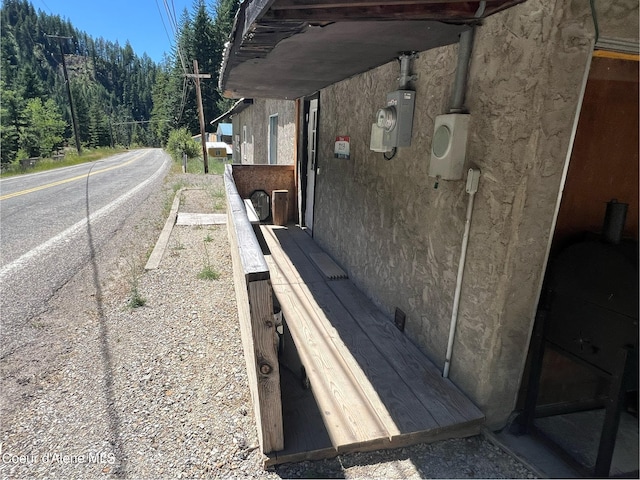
[1, 0, 238, 166]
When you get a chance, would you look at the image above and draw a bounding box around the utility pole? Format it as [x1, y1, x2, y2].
[47, 34, 82, 155]
[186, 60, 211, 173]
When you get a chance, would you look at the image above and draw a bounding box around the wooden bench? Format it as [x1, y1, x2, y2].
[224, 165, 283, 454]
[261, 224, 485, 464]
[224, 164, 484, 465]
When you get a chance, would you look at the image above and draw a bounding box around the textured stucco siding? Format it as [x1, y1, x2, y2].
[310, 0, 616, 428]
[232, 99, 296, 165]
[596, 0, 639, 43]
[450, 1, 597, 427]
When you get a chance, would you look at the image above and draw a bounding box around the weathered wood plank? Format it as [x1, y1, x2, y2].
[145, 187, 181, 270]
[283, 223, 325, 256]
[277, 224, 483, 426]
[176, 212, 226, 226]
[227, 208, 265, 449]
[300, 280, 440, 437]
[261, 225, 324, 285]
[261, 223, 484, 462]
[248, 280, 283, 451]
[273, 281, 391, 449]
[272, 189, 289, 226]
[225, 165, 269, 281]
[309, 252, 348, 280]
[327, 279, 484, 427]
[225, 165, 284, 454]
[263, 249, 293, 287]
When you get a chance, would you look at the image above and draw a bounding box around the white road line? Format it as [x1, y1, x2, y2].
[0, 153, 170, 282]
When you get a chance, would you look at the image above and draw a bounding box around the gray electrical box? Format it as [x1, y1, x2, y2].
[428, 113, 470, 180]
[377, 90, 415, 148]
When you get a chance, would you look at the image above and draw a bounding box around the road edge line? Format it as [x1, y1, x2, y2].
[0, 152, 171, 282]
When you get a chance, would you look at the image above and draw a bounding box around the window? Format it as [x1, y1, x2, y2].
[242, 125, 247, 162]
[269, 114, 278, 165]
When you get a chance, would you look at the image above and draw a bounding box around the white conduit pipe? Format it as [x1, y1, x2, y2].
[443, 169, 480, 378]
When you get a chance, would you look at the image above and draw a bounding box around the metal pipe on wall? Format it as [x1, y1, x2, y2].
[449, 1, 485, 113]
[450, 28, 475, 113]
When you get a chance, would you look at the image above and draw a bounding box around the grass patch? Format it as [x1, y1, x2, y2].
[210, 187, 226, 213]
[198, 265, 220, 280]
[197, 241, 220, 280]
[128, 289, 147, 308]
[208, 158, 231, 175]
[173, 156, 231, 175]
[1, 147, 127, 177]
[127, 260, 147, 308]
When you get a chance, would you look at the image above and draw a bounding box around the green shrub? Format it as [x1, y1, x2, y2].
[166, 128, 201, 161]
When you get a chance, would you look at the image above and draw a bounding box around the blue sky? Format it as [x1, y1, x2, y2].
[30, 0, 194, 63]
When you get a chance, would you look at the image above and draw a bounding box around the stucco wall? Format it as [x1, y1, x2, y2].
[232, 99, 296, 165]
[311, 0, 610, 428]
[596, 0, 639, 43]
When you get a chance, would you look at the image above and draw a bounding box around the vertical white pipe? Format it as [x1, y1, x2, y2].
[443, 170, 479, 378]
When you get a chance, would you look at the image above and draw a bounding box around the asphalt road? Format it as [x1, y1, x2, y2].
[0, 148, 171, 359]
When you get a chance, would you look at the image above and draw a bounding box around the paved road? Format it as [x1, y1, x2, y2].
[0, 148, 171, 358]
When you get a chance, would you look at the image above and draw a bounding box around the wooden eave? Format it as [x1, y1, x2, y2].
[219, 0, 526, 99]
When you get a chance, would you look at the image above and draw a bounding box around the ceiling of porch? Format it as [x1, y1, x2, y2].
[219, 0, 526, 100]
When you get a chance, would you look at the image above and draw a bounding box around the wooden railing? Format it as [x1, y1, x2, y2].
[224, 164, 283, 454]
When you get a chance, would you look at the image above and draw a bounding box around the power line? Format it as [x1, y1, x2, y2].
[36, 0, 52, 14]
[112, 119, 170, 126]
[154, 0, 174, 51]
[175, 77, 191, 125]
[156, 0, 189, 75]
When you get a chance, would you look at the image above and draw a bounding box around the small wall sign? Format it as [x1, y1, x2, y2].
[334, 136, 350, 159]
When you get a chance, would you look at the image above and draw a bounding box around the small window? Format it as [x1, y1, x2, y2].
[242, 125, 247, 162]
[269, 114, 278, 165]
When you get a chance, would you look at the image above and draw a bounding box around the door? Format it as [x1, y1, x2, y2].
[269, 114, 278, 165]
[517, 51, 639, 475]
[304, 99, 318, 233]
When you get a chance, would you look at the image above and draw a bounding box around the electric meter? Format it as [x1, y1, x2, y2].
[369, 90, 415, 151]
[376, 106, 397, 132]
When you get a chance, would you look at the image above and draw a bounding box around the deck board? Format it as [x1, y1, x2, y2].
[301, 280, 440, 435]
[263, 226, 324, 285]
[274, 281, 391, 449]
[327, 280, 484, 427]
[261, 224, 484, 462]
[309, 252, 348, 280]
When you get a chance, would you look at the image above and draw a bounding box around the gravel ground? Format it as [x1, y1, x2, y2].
[0, 168, 536, 479]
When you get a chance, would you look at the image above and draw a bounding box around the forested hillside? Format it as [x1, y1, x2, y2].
[1, 0, 238, 166]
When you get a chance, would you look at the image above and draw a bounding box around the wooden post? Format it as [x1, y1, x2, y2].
[47, 35, 82, 155]
[272, 190, 289, 226]
[224, 166, 284, 454]
[187, 61, 211, 174]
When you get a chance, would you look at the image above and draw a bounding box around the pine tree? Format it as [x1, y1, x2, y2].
[20, 98, 66, 157]
[1, 0, 239, 159]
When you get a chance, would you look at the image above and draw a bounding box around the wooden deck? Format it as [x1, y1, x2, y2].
[260, 224, 485, 465]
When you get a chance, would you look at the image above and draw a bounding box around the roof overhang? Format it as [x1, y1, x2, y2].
[210, 98, 254, 125]
[219, 0, 526, 100]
